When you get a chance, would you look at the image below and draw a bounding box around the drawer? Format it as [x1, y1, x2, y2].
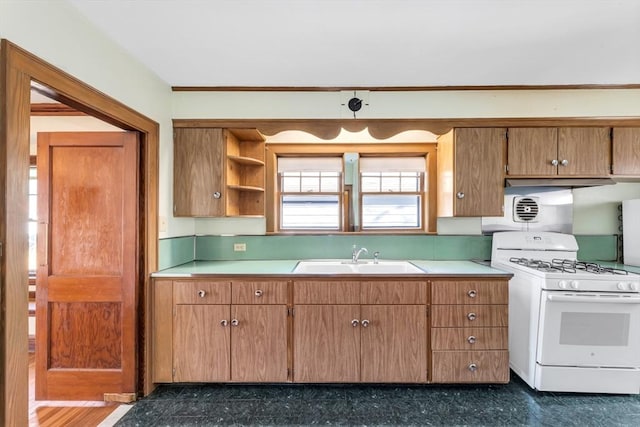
[431, 350, 509, 383]
[431, 280, 508, 305]
[431, 305, 508, 327]
[232, 281, 288, 304]
[361, 281, 427, 304]
[174, 281, 231, 304]
[431, 327, 508, 350]
[294, 280, 360, 304]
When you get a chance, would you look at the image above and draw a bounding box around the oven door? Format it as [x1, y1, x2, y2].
[538, 291, 640, 368]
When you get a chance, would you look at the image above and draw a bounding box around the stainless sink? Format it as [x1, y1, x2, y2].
[293, 260, 425, 274]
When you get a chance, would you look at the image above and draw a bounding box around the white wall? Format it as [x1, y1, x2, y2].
[0, 0, 192, 238]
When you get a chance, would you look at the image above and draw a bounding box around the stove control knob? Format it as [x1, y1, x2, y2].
[617, 282, 627, 291]
[630, 283, 639, 291]
[558, 280, 568, 289]
[570, 281, 579, 289]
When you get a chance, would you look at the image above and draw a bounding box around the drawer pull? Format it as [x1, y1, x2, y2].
[255, 289, 263, 297]
[361, 319, 370, 328]
[468, 363, 478, 372]
[351, 319, 360, 327]
[220, 319, 228, 327]
[467, 335, 477, 344]
[198, 290, 206, 298]
[231, 319, 239, 327]
[467, 290, 477, 298]
[467, 312, 477, 321]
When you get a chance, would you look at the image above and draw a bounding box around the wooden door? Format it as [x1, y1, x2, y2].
[612, 128, 640, 175]
[231, 305, 287, 382]
[293, 305, 360, 382]
[36, 132, 138, 400]
[360, 305, 427, 383]
[174, 304, 231, 382]
[558, 127, 611, 176]
[507, 128, 558, 176]
[454, 128, 506, 216]
[173, 128, 225, 216]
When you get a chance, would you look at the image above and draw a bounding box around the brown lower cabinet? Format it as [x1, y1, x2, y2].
[155, 279, 288, 383]
[430, 279, 510, 384]
[152, 276, 509, 385]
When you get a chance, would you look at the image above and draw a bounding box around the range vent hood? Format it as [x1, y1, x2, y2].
[505, 178, 616, 188]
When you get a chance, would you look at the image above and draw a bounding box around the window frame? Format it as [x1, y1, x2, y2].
[359, 168, 426, 231]
[266, 143, 437, 234]
[277, 167, 344, 231]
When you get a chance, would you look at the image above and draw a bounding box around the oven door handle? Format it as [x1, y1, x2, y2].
[547, 294, 640, 304]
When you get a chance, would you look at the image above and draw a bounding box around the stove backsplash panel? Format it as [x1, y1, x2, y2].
[481, 187, 573, 234]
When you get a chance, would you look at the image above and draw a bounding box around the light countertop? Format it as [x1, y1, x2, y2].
[152, 259, 511, 278]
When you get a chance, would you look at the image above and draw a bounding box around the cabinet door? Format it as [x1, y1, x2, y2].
[454, 128, 506, 216]
[612, 128, 640, 175]
[231, 305, 288, 382]
[360, 305, 427, 383]
[558, 127, 610, 176]
[293, 305, 360, 382]
[507, 128, 558, 176]
[173, 304, 230, 382]
[173, 128, 225, 216]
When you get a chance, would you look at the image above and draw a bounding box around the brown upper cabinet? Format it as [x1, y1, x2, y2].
[507, 127, 611, 177]
[437, 128, 507, 217]
[173, 127, 266, 217]
[612, 128, 640, 176]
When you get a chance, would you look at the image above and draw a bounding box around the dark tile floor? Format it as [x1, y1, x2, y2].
[115, 374, 640, 426]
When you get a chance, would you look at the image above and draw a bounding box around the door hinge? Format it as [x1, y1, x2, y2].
[426, 306, 430, 317]
[505, 164, 509, 173]
[610, 164, 614, 174]
[288, 307, 294, 317]
[505, 129, 509, 140]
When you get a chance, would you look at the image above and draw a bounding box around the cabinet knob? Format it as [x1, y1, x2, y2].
[467, 312, 477, 321]
[456, 192, 465, 199]
[361, 319, 370, 328]
[551, 159, 559, 166]
[351, 319, 360, 327]
[467, 335, 477, 344]
[467, 289, 477, 298]
[198, 290, 206, 298]
[231, 319, 239, 327]
[468, 363, 478, 372]
[255, 289, 263, 297]
[560, 159, 569, 166]
[220, 319, 228, 327]
[213, 191, 221, 199]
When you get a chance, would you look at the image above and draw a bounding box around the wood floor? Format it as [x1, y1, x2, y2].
[29, 353, 122, 426]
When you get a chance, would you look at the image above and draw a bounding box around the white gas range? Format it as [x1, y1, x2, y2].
[491, 231, 640, 394]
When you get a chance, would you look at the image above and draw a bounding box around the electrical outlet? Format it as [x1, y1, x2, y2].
[233, 243, 247, 252]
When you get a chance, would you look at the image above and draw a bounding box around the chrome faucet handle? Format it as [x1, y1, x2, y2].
[373, 251, 380, 264]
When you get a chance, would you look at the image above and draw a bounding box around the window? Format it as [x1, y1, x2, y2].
[360, 157, 425, 230]
[278, 157, 343, 230]
[28, 161, 37, 272]
[267, 143, 436, 233]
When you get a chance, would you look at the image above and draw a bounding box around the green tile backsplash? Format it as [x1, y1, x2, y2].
[158, 236, 195, 270]
[158, 234, 618, 268]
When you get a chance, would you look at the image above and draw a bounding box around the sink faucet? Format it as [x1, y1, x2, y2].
[352, 245, 368, 263]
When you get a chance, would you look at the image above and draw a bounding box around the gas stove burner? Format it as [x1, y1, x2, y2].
[509, 257, 575, 273]
[551, 259, 629, 275]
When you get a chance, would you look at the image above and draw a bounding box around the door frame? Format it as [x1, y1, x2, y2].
[0, 39, 159, 425]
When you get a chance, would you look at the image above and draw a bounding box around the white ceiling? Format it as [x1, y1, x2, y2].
[67, 0, 640, 87]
